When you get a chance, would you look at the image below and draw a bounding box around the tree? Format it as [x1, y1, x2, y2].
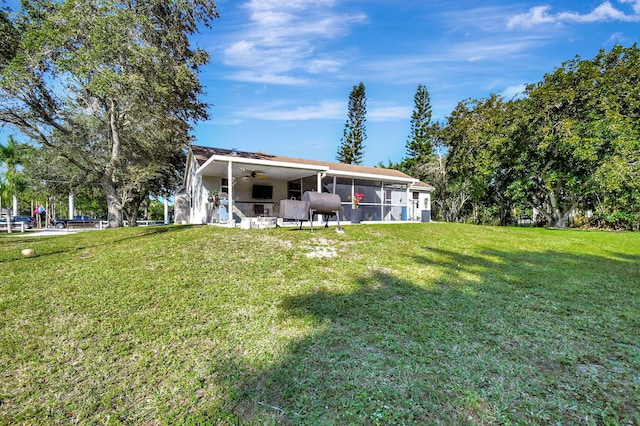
[337, 82, 367, 165]
[504, 45, 640, 228]
[442, 94, 513, 223]
[401, 85, 440, 174]
[0, 135, 28, 233]
[0, 0, 217, 227]
[405, 84, 436, 164]
[21, 145, 107, 219]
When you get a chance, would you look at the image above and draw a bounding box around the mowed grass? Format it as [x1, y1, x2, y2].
[0, 223, 638, 425]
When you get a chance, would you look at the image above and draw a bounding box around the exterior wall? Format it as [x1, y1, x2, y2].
[174, 194, 190, 224]
[417, 192, 431, 222]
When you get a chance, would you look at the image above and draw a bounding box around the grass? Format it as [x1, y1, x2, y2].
[0, 223, 638, 425]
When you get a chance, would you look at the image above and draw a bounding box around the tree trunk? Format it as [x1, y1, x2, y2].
[104, 100, 124, 228]
[103, 177, 123, 228]
[547, 190, 574, 228]
[529, 191, 574, 229]
[126, 201, 140, 227]
[548, 209, 572, 228]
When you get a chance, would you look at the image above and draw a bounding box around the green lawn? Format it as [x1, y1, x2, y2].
[0, 223, 638, 425]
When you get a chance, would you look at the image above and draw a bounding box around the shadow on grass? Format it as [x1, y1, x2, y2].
[231, 248, 639, 424]
[0, 225, 198, 264]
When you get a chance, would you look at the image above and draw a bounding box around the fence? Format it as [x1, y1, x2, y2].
[0, 222, 26, 233]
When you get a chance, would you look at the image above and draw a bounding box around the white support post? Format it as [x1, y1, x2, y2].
[12, 194, 18, 216]
[381, 182, 384, 221]
[312, 172, 323, 225]
[68, 191, 75, 219]
[227, 160, 234, 227]
[406, 187, 411, 221]
[164, 196, 169, 224]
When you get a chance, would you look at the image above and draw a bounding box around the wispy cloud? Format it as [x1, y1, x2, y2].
[501, 84, 527, 99]
[222, 0, 366, 84]
[239, 100, 344, 120]
[226, 71, 309, 86]
[235, 99, 411, 123]
[507, 1, 640, 29]
[369, 105, 413, 122]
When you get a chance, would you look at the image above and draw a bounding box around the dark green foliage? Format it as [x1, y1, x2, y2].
[402, 84, 442, 182]
[438, 44, 640, 229]
[405, 84, 434, 160]
[337, 82, 367, 165]
[0, 135, 30, 221]
[0, 0, 217, 227]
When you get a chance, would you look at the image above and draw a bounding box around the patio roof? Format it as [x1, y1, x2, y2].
[190, 145, 433, 189]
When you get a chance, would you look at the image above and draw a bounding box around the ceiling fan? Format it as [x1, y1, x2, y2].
[240, 167, 268, 179]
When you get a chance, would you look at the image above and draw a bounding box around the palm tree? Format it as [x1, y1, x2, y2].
[0, 135, 27, 233]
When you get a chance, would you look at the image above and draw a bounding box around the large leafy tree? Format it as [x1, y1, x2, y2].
[504, 45, 640, 228]
[0, 0, 217, 227]
[337, 82, 367, 165]
[442, 94, 513, 223]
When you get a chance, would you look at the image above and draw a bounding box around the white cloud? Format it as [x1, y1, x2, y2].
[226, 71, 308, 86]
[221, 1, 366, 84]
[205, 118, 243, 126]
[369, 105, 412, 122]
[507, 6, 557, 29]
[240, 100, 344, 120]
[501, 84, 527, 99]
[306, 58, 343, 74]
[605, 31, 631, 44]
[620, 0, 640, 13]
[507, 1, 640, 29]
[240, 100, 412, 122]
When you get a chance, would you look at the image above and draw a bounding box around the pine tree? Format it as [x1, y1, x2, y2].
[402, 84, 439, 183]
[337, 82, 367, 165]
[406, 84, 435, 161]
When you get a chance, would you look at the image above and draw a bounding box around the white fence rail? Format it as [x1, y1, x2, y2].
[0, 222, 26, 233]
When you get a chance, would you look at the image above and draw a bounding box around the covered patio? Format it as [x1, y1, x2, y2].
[175, 146, 433, 227]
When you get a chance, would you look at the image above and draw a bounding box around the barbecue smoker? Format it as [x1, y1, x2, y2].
[278, 191, 344, 230]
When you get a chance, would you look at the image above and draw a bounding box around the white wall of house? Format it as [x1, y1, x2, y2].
[416, 192, 431, 221]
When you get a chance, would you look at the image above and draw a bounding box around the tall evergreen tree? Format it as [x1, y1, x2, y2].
[406, 84, 434, 159]
[337, 82, 367, 165]
[403, 84, 440, 182]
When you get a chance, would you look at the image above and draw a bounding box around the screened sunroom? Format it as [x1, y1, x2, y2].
[178, 146, 433, 226]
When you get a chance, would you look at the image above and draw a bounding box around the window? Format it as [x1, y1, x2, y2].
[288, 181, 302, 200]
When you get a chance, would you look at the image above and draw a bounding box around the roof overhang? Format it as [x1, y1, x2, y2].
[326, 169, 417, 185]
[191, 147, 430, 187]
[195, 154, 330, 182]
[409, 183, 435, 192]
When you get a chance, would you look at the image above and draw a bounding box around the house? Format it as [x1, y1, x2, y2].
[174, 145, 434, 226]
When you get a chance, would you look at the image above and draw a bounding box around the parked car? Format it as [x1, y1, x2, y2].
[50, 215, 103, 229]
[0, 215, 36, 229]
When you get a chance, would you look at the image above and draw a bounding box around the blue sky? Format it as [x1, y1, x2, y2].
[2, 1, 639, 167]
[191, 0, 640, 165]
